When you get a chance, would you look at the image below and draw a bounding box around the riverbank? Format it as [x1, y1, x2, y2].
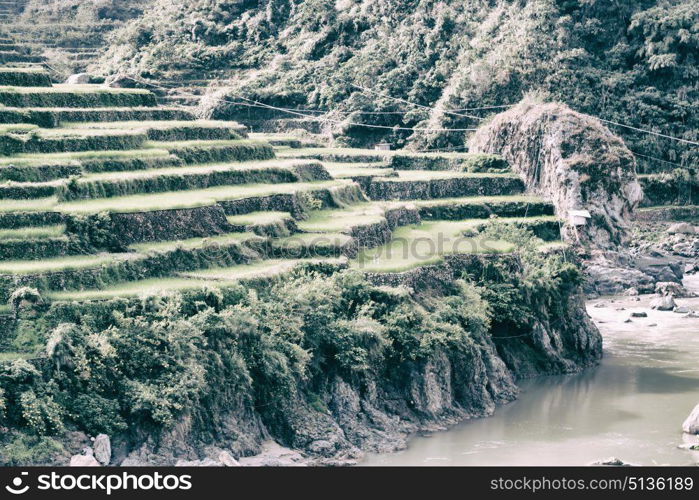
[362, 275, 699, 466]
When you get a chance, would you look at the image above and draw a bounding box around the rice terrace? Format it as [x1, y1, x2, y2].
[0, 0, 697, 477]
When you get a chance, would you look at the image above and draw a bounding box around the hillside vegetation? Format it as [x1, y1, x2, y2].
[96, 0, 698, 171]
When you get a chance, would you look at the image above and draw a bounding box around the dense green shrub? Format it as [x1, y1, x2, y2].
[0, 232, 580, 446]
[639, 169, 699, 206]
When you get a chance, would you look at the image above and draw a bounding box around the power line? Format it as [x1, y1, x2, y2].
[208, 93, 479, 133]
[598, 118, 699, 147]
[350, 83, 485, 121]
[630, 150, 685, 167]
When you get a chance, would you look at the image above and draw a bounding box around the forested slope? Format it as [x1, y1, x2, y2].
[96, 0, 698, 171]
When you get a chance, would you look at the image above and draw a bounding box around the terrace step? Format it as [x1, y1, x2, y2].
[0, 51, 43, 63]
[0, 85, 158, 108]
[58, 159, 331, 201]
[0, 67, 52, 87]
[277, 147, 388, 163]
[0, 127, 148, 155]
[351, 216, 561, 273]
[47, 257, 347, 302]
[365, 171, 525, 200]
[226, 211, 298, 237]
[407, 195, 555, 220]
[63, 120, 247, 142]
[0, 106, 197, 127]
[49, 179, 359, 215]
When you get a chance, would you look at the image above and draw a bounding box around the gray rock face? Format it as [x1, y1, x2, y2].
[469, 99, 642, 249]
[683, 404, 699, 434]
[668, 223, 696, 235]
[65, 73, 90, 85]
[650, 295, 677, 311]
[93, 434, 111, 465]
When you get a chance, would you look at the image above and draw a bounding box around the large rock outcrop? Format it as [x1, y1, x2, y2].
[469, 98, 643, 249]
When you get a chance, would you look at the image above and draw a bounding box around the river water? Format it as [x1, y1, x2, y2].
[363, 276, 699, 466]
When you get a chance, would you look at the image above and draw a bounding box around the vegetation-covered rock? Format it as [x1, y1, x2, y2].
[469, 98, 642, 249]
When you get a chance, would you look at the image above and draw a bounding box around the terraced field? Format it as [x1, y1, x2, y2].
[0, 57, 564, 361]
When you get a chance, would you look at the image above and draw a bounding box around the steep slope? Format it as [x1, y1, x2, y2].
[95, 0, 698, 174]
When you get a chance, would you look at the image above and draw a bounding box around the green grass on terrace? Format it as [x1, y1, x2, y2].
[0, 253, 135, 275]
[49, 257, 348, 301]
[182, 257, 347, 280]
[0, 67, 47, 73]
[226, 211, 294, 226]
[272, 232, 352, 249]
[0, 148, 171, 165]
[0, 196, 56, 212]
[129, 232, 263, 253]
[0, 123, 38, 134]
[62, 120, 246, 131]
[0, 84, 152, 95]
[297, 202, 388, 233]
[403, 194, 547, 207]
[28, 127, 146, 138]
[351, 218, 526, 273]
[145, 139, 267, 149]
[323, 162, 395, 179]
[53, 179, 352, 214]
[0, 224, 65, 240]
[277, 147, 491, 161]
[378, 170, 518, 181]
[48, 277, 220, 301]
[276, 147, 386, 159]
[79, 158, 313, 182]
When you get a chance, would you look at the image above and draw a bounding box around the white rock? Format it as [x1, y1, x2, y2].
[218, 451, 240, 467]
[682, 404, 699, 434]
[70, 454, 100, 466]
[93, 434, 111, 465]
[65, 73, 90, 85]
[650, 295, 676, 311]
[668, 223, 696, 235]
[175, 458, 222, 466]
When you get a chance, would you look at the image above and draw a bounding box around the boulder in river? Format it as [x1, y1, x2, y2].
[682, 404, 699, 434]
[630, 312, 647, 318]
[650, 295, 676, 311]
